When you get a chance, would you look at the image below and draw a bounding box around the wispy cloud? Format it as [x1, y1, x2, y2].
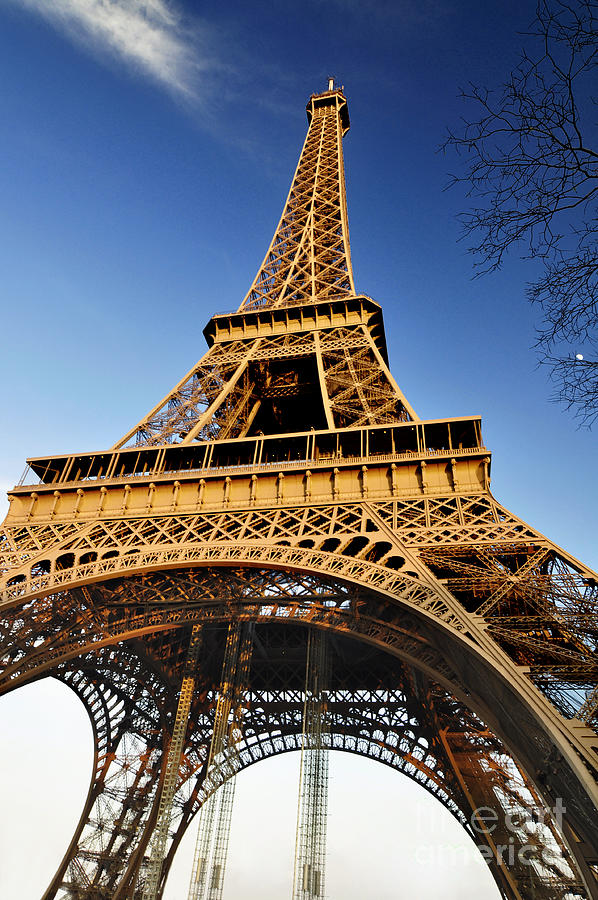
[13, 0, 213, 100]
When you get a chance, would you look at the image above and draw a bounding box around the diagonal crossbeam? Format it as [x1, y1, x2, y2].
[475, 548, 550, 616]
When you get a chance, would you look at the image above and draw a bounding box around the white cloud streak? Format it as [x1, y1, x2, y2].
[14, 0, 210, 99]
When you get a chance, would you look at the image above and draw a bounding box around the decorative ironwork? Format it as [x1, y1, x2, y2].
[1, 84, 597, 899]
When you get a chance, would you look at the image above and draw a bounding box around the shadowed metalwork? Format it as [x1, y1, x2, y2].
[1, 84, 597, 900]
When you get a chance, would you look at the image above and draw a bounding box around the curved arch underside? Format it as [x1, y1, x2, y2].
[1, 565, 592, 900]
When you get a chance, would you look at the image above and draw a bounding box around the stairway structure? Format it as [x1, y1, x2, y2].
[1, 83, 597, 899]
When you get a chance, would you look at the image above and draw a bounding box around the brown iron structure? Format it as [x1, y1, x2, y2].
[1, 84, 597, 899]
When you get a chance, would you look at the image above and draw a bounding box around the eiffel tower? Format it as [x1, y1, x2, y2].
[1, 82, 597, 900]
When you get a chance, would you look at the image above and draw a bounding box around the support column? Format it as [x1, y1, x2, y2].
[142, 625, 203, 900]
[293, 629, 330, 900]
[188, 622, 254, 900]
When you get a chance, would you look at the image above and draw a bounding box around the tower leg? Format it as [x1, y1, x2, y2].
[142, 625, 203, 900]
[39, 644, 202, 900]
[188, 622, 254, 900]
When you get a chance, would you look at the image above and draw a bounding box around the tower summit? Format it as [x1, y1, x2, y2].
[1, 87, 597, 900]
[112, 84, 415, 446]
[240, 82, 353, 311]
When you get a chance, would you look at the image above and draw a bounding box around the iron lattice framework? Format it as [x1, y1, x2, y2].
[293, 629, 330, 900]
[187, 621, 253, 900]
[1, 85, 598, 900]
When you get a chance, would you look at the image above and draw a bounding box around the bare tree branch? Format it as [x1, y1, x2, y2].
[444, 0, 598, 425]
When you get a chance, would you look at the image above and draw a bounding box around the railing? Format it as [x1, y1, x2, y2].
[210, 294, 372, 319]
[15, 445, 487, 492]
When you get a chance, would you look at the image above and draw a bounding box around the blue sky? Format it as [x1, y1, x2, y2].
[0, 1, 595, 898]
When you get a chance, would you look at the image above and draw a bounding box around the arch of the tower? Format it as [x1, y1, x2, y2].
[20, 636, 479, 900]
[2, 543, 597, 823]
[26, 622, 585, 900]
[2, 561, 596, 899]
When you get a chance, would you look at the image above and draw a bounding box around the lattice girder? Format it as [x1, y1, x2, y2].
[45, 646, 185, 899]
[3, 83, 598, 900]
[2, 562, 597, 897]
[25, 607, 590, 900]
[105, 85, 415, 449]
[2, 495, 598, 806]
[2, 497, 596, 724]
[240, 89, 354, 311]
[110, 307, 415, 449]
